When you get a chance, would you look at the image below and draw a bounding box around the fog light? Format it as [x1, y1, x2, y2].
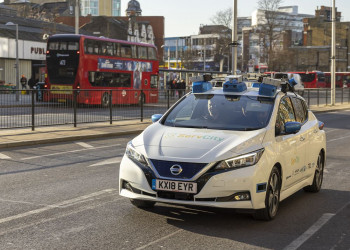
[233, 193, 250, 201]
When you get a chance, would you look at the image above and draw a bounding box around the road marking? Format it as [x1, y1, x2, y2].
[136, 229, 184, 250]
[327, 134, 350, 143]
[0, 153, 11, 159]
[325, 129, 339, 133]
[75, 142, 94, 149]
[283, 213, 335, 250]
[0, 189, 117, 225]
[21, 144, 121, 160]
[88, 156, 123, 167]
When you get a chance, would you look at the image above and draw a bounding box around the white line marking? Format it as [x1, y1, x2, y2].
[88, 157, 123, 167]
[0, 153, 11, 159]
[76, 142, 94, 149]
[327, 134, 350, 143]
[325, 129, 339, 133]
[0, 189, 117, 225]
[21, 144, 121, 160]
[283, 213, 335, 250]
[135, 229, 184, 250]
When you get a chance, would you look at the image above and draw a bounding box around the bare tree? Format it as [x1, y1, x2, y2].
[257, 0, 286, 70]
[210, 8, 232, 28]
[210, 8, 233, 71]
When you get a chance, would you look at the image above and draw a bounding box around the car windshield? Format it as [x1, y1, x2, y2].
[162, 94, 274, 131]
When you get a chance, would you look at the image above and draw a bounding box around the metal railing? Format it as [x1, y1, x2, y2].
[0, 88, 349, 130]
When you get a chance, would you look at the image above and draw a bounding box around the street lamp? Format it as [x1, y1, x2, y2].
[5, 22, 19, 101]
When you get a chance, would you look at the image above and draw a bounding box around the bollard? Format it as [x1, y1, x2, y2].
[31, 90, 35, 131]
[109, 90, 112, 124]
[140, 90, 144, 122]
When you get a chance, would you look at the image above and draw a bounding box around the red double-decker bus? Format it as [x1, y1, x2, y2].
[287, 71, 326, 88]
[45, 34, 159, 106]
[324, 72, 350, 88]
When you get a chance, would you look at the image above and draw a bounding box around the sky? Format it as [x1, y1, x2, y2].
[121, 0, 350, 37]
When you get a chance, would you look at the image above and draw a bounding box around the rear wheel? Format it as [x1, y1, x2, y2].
[130, 199, 155, 208]
[253, 166, 281, 221]
[304, 152, 324, 192]
[101, 92, 110, 107]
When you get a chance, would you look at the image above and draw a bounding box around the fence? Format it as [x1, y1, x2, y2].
[0, 88, 349, 130]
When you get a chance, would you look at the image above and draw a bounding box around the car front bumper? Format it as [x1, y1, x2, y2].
[119, 155, 268, 210]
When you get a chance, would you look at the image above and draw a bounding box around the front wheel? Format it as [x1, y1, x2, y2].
[253, 166, 281, 221]
[304, 153, 324, 192]
[130, 199, 155, 208]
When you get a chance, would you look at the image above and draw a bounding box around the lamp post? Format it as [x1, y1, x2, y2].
[331, 0, 336, 106]
[6, 22, 19, 101]
[231, 0, 238, 75]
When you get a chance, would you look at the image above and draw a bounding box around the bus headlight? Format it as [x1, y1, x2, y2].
[215, 149, 264, 170]
[125, 142, 148, 167]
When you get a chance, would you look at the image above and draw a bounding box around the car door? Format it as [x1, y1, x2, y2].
[275, 97, 307, 189]
[291, 97, 318, 179]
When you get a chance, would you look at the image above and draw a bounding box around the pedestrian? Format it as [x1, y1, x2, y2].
[179, 79, 186, 97]
[20, 75, 27, 90]
[28, 76, 36, 89]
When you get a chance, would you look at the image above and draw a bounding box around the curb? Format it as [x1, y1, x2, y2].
[0, 129, 144, 149]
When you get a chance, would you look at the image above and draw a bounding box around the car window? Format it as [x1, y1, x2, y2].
[162, 94, 274, 131]
[291, 97, 308, 123]
[276, 97, 296, 135]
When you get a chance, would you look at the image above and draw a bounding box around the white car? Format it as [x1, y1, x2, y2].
[119, 77, 326, 220]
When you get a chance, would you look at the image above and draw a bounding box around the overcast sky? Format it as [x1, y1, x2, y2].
[121, 0, 350, 37]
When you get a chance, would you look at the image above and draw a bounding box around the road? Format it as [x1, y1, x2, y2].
[0, 110, 349, 249]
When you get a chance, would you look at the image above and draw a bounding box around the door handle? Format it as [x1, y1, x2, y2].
[300, 136, 305, 141]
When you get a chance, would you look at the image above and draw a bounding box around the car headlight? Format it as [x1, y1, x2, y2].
[215, 149, 264, 170]
[125, 142, 148, 166]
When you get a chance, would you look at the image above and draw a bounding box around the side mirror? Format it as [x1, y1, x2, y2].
[284, 121, 302, 134]
[151, 114, 163, 123]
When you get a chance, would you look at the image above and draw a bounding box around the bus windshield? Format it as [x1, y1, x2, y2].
[46, 40, 80, 84]
[299, 73, 316, 82]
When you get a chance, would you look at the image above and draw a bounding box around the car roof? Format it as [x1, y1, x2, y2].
[192, 86, 305, 101]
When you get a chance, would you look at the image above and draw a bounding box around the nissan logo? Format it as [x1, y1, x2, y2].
[170, 165, 183, 176]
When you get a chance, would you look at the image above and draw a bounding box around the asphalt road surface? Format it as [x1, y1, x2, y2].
[0, 110, 349, 249]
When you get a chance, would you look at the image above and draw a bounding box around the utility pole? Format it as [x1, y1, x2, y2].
[231, 0, 238, 75]
[331, 0, 336, 106]
[75, 0, 79, 34]
[203, 38, 206, 71]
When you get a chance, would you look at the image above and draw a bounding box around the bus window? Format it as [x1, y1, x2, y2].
[131, 45, 137, 58]
[317, 73, 325, 82]
[59, 42, 67, 50]
[106, 43, 113, 56]
[151, 75, 158, 88]
[93, 42, 99, 54]
[89, 71, 131, 87]
[48, 42, 59, 50]
[114, 43, 120, 56]
[84, 40, 93, 54]
[138, 46, 147, 59]
[68, 42, 79, 50]
[148, 47, 157, 60]
[101, 42, 107, 55]
[121, 44, 132, 58]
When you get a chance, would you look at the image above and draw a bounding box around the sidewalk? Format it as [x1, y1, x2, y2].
[0, 104, 349, 149]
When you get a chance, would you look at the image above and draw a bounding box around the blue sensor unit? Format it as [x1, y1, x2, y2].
[252, 82, 261, 88]
[192, 81, 212, 93]
[223, 80, 247, 92]
[259, 83, 277, 97]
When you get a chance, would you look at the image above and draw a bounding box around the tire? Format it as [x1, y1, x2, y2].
[253, 166, 281, 221]
[304, 153, 324, 193]
[130, 199, 155, 208]
[101, 92, 110, 107]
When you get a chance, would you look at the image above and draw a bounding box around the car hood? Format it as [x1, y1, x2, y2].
[132, 123, 266, 163]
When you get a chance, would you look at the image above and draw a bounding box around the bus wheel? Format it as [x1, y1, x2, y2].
[101, 92, 110, 107]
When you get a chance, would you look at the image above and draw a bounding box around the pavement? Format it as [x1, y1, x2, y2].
[1, 103, 350, 149]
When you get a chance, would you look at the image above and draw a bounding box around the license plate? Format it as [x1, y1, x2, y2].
[58, 99, 66, 103]
[152, 179, 197, 194]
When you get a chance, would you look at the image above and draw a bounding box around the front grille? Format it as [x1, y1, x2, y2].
[157, 191, 194, 201]
[150, 159, 207, 179]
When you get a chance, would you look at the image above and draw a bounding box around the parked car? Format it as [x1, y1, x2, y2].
[119, 77, 326, 220]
